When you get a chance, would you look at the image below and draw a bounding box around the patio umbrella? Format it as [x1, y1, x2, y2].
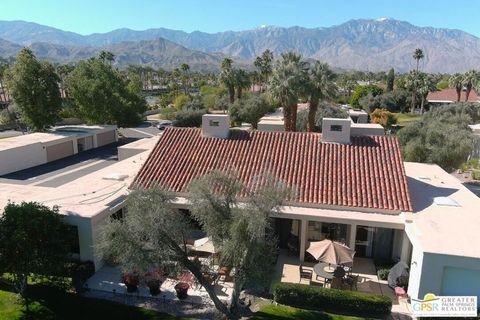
[306, 239, 355, 265]
[193, 237, 217, 254]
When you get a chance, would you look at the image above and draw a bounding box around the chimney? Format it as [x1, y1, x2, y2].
[202, 114, 230, 139]
[321, 118, 351, 144]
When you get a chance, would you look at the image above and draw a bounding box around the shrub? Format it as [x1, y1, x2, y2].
[350, 85, 383, 108]
[273, 282, 392, 316]
[158, 107, 177, 120]
[173, 94, 191, 110]
[229, 94, 271, 129]
[377, 268, 390, 280]
[70, 260, 95, 293]
[370, 108, 397, 129]
[172, 109, 206, 127]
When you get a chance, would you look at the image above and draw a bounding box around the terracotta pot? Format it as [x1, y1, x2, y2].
[146, 279, 162, 296]
[122, 273, 139, 293]
[174, 282, 189, 299]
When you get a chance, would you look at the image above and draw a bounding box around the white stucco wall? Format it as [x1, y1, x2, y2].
[407, 244, 425, 299]
[408, 248, 480, 306]
[0, 143, 47, 175]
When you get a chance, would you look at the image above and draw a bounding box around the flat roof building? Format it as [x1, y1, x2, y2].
[0, 125, 117, 175]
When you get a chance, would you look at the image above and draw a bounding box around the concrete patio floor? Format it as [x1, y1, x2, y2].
[85, 266, 233, 306]
[271, 250, 411, 316]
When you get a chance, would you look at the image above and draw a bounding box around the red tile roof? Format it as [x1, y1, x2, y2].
[427, 88, 479, 103]
[133, 128, 413, 212]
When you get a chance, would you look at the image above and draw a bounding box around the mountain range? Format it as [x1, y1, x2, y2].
[1, 18, 480, 72]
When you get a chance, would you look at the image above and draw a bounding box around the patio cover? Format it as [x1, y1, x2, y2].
[306, 239, 355, 265]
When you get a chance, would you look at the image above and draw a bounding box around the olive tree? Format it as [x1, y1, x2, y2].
[98, 171, 290, 319]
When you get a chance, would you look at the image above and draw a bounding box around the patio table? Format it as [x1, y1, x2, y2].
[313, 262, 335, 281]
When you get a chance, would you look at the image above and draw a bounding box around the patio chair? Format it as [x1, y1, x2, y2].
[299, 265, 313, 284]
[344, 274, 359, 290]
[216, 266, 231, 284]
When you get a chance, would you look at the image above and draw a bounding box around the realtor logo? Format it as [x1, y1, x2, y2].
[411, 293, 477, 317]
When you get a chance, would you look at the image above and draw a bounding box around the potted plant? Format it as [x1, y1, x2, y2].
[174, 272, 194, 299]
[122, 272, 139, 293]
[144, 270, 166, 296]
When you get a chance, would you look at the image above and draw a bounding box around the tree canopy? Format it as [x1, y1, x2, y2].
[268, 52, 309, 131]
[0, 202, 72, 307]
[350, 84, 383, 108]
[398, 103, 478, 171]
[5, 48, 62, 131]
[296, 104, 348, 132]
[66, 56, 146, 127]
[229, 94, 271, 129]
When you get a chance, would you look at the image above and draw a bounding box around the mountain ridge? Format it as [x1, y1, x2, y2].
[1, 18, 480, 72]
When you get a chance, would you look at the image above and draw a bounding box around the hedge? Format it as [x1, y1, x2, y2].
[273, 282, 392, 317]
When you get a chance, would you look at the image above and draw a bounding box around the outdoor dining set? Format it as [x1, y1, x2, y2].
[299, 239, 359, 290]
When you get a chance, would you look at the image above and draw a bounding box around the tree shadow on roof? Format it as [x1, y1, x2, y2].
[228, 129, 252, 141]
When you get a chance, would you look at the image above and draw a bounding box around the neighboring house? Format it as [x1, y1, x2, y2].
[0, 135, 158, 269]
[131, 114, 480, 305]
[0, 125, 118, 176]
[469, 124, 480, 160]
[257, 104, 377, 132]
[427, 88, 480, 104]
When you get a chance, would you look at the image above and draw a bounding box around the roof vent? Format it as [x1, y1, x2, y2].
[202, 114, 230, 139]
[103, 173, 129, 181]
[321, 118, 351, 144]
[433, 197, 460, 207]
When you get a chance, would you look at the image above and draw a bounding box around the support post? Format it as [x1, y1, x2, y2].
[348, 223, 357, 249]
[400, 231, 411, 263]
[299, 219, 307, 262]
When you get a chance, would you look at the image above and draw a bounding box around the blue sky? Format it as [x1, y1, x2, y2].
[1, 0, 479, 36]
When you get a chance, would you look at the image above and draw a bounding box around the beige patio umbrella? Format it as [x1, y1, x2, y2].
[306, 239, 355, 265]
[193, 237, 217, 254]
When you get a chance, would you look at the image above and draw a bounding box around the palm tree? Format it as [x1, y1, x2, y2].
[180, 63, 190, 94]
[463, 70, 479, 102]
[413, 48, 424, 71]
[220, 58, 236, 103]
[449, 73, 464, 102]
[233, 69, 250, 99]
[405, 70, 422, 114]
[306, 61, 337, 132]
[268, 52, 309, 131]
[99, 50, 115, 65]
[254, 49, 274, 91]
[417, 73, 436, 114]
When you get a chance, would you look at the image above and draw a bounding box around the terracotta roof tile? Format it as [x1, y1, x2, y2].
[133, 128, 413, 212]
[427, 88, 479, 103]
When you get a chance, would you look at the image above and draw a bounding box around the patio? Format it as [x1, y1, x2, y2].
[271, 250, 411, 315]
[85, 266, 233, 306]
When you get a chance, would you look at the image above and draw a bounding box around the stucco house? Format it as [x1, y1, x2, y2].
[1, 115, 479, 305]
[131, 114, 480, 305]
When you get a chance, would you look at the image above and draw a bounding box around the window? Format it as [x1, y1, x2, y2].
[111, 208, 124, 221]
[69, 226, 80, 254]
[209, 120, 220, 127]
[330, 125, 343, 132]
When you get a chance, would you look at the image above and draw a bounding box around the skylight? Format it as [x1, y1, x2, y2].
[433, 197, 460, 207]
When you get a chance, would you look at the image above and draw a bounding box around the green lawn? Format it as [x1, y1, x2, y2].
[252, 304, 367, 320]
[0, 285, 182, 320]
[393, 112, 422, 125]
